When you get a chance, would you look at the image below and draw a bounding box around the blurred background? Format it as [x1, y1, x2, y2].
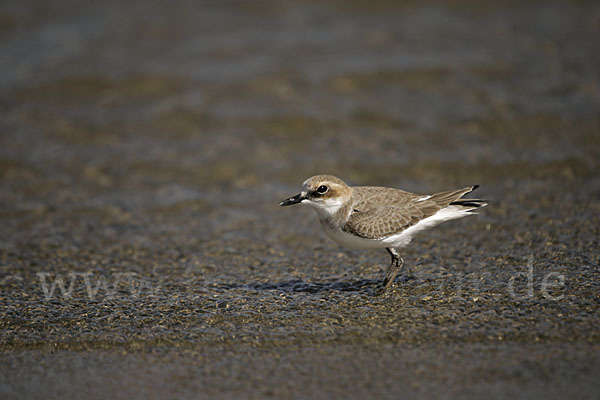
[1, 0, 599, 399]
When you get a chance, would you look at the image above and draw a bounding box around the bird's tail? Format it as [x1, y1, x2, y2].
[449, 185, 488, 211]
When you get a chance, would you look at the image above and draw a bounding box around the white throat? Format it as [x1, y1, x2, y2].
[302, 198, 346, 219]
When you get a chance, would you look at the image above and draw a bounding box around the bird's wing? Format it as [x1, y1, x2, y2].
[344, 185, 479, 239]
[344, 202, 441, 239]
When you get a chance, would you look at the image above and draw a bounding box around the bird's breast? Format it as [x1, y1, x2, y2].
[318, 218, 387, 250]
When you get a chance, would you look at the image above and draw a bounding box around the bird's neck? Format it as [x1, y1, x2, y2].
[316, 200, 353, 230]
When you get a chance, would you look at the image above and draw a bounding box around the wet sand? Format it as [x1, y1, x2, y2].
[1, 0, 599, 399]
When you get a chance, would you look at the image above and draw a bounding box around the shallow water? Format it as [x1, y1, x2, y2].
[1, 0, 599, 399]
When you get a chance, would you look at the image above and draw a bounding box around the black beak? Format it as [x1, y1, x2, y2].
[279, 193, 305, 206]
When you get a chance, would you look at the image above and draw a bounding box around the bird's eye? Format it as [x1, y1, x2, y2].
[316, 185, 328, 194]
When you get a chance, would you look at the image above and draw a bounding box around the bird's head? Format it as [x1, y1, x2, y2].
[279, 175, 352, 218]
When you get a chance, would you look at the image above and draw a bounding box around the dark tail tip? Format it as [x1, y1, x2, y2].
[450, 200, 485, 207]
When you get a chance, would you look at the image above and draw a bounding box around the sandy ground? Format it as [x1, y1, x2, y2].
[1, 0, 599, 399]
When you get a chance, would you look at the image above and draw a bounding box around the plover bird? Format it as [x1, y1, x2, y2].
[280, 175, 487, 293]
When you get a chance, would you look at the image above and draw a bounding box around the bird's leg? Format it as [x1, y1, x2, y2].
[382, 248, 404, 292]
